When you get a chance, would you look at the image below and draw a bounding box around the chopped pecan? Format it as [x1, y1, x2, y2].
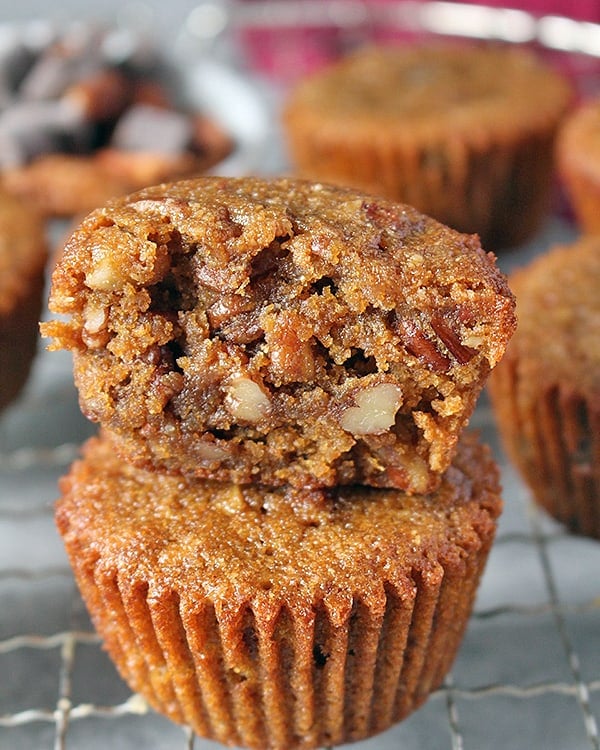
[207, 293, 254, 329]
[430, 313, 477, 364]
[206, 291, 265, 345]
[397, 317, 451, 373]
[340, 382, 402, 435]
[226, 376, 270, 422]
[362, 200, 398, 226]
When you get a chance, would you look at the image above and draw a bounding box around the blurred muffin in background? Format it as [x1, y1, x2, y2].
[0, 190, 47, 412]
[488, 236, 600, 538]
[0, 21, 233, 217]
[282, 42, 572, 250]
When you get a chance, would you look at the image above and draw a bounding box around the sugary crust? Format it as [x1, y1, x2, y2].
[488, 237, 600, 537]
[283, 43, 572, 249]
[0, 190, 48, 411]
[43, 176, 515, 492]
[57, 430, 501, 598]
[56, 431, 501, 749]
[557, 98, 600, 233]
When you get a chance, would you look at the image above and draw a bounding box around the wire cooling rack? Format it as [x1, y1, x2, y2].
[2, 2, 600, 749]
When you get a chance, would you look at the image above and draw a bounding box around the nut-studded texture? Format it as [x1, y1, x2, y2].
[489, 236, 600, 538]
[43, 176, 516, 492]
[55, 430, 502, 750]
[283, 42, 572, 250]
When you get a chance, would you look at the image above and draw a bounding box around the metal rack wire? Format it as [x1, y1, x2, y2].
[2, 2, 600, 748]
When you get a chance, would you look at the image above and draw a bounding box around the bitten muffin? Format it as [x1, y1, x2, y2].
[42, 176, 516, 493]
[0, 190, 47, 412]
[282, 42, 572, 249]
[0, 22, 233, 218]
[556, 98, 600, 234]
[56, 430, 502, 750]
[488, 236, 600, 538]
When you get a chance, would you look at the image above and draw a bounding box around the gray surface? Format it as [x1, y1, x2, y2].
[1, 2, 600, 749]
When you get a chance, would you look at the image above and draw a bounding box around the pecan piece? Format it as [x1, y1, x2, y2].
[361, 200, 399, 227]
[225, 376, 270, 422]
[340, 382, 402, 435]
[430, 313, 477, 365]
[397, 317, 451, 373]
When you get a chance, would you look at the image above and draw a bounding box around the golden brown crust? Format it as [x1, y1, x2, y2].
[488, 236, 600, 537]
[0, 190, 48, 411]
[56, 430, 501, 749]
[283, 42, 573, 249]
[557, 98, 600, 234]
[43, 176, 516, 492]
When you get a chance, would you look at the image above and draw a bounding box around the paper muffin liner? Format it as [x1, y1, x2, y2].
[490, 360, 600, 538]
[285, 119, 559, 251]
[68, 543, 491, 749]
[56, 433, 501, 749]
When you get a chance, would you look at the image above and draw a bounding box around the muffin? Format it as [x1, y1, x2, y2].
[282, 42, 573, 249]
[0, 22, 233, 218]
[0, 190, 48, 412]
[42, 176, 516, 493]
[488, 236, 600, 538]
[55, 429, 502, 750]
[556, 98, 600, 234]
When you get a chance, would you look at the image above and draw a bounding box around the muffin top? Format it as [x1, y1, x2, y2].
[56, 430, 501, 615]
[507, 236, 600, 398]
[0, 189, 47, 314]
[45, 176, 513, 339]
[284, 43, 572, 135]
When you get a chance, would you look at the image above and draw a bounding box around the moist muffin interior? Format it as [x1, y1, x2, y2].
[0, 190, 48, 412]
[43, 177, 515, 491]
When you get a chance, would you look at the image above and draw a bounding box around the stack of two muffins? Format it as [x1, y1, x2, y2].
[43, 176, 516, 749]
